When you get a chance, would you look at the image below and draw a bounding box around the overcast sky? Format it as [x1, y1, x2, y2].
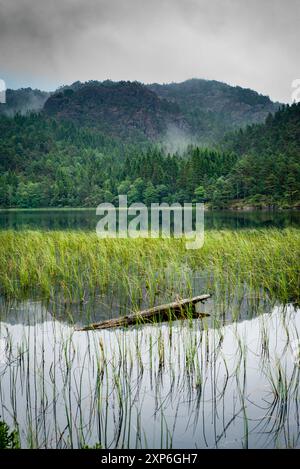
[0, 0, 299, 102]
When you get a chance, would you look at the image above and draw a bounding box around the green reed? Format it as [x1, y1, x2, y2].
[0, 228, 299, 308]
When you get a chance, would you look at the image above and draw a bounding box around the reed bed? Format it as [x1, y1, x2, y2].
[0, 229, 299, 448]
[0, 301, 299, 448]
[0, 229, 299, 306]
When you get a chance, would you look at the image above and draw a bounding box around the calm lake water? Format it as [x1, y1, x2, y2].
[0, 299, 299, 449]
[0, 208, 300, 231]
[0, 209, 299, 448]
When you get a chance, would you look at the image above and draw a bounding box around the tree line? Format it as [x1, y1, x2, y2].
[0, 103, 299, 209]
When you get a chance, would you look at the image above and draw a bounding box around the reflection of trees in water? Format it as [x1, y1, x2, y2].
[0, 209, 299, 231]
[0, 303, 299, 448]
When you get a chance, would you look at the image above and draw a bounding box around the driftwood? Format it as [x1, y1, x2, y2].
[77, 294, 211, 331]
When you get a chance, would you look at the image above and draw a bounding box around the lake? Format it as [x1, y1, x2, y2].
[0, 298, 299, 448]
[0, 210, 299, 448]
[0, 208, 300, 231]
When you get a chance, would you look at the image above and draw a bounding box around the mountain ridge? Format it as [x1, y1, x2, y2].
[0, 79, 280, 145]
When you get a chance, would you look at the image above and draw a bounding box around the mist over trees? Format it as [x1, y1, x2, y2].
[0, 80, 299, 209]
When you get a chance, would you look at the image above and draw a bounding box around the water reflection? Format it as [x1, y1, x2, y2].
[0, 209, 299, 231]
[0, 270, 273, 328]
[0, 297, 299, 449]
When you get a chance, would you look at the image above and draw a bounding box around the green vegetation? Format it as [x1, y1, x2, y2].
[0, 101, 299, 209]
[0, 420, 20, 449]
[0, 274, 299, 448]
[0, 80, 299, 451]
[2, 79, 276, 141]
[149, 78, 278, 142]
[221, 103, 300, 208]
[0, 229, 299, 305]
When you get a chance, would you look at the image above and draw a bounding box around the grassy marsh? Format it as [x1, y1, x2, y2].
[0, 226, 300, 448]
[0, 228, 299, 307]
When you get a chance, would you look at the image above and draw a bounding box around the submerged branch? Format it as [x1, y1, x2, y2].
[77, 294, 211, 331]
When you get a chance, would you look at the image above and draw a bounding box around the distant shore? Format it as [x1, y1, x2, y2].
[1, 205, 300, 212]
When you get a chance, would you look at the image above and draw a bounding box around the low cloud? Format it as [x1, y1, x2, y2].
[0, 0, 299, 102]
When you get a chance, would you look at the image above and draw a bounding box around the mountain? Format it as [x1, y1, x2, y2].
[1, 79, 280, 146]
[43, 79, 280, 145]
[148, 79, 280, 142]
[43, 80, 189, 143]
[1, 78, 297, 210]
[0, 88, 50, 116]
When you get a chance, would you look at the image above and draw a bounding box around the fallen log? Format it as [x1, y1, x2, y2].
[77, 294, 211, 331]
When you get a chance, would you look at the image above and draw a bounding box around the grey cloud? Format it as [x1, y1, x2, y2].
[0, 0, 299, 102]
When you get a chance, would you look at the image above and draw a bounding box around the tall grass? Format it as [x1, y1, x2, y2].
[0, 229, 299, 307]
[0, 228, 299, 448]
[1, 301, 299, 448]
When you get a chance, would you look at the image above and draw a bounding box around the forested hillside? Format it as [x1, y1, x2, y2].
[1, 79, 279, 145]
[148, 79, 279, 143]
[44, 79, 280, 145]
[0, 102, 299, 209]
[43, 81, 189, 142]
[219, 103, 300, 208]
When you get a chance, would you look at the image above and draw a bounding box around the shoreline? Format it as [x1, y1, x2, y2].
[1, 206, 300, 212]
